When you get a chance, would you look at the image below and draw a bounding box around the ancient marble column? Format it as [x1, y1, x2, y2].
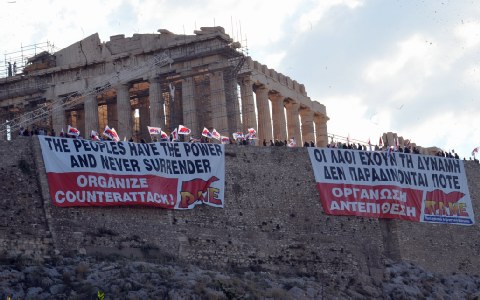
[182, 76, 199, 135]
[314, 114, 328, 147]
[84, 94, 99, 134]
[254, 85, 272, 143]
[239, 76, 257, 133]
[107, 102, 118, 131]
[75, 111, 85, 138]
[52, 96, 66, 136]
[210, 71, 228, 135]
[225, 70, 241, 133]
[116, 84, 132, 140]
[149, 78, 165, 129]
[138, 99, 150, 140]
[300, 108, 315, 146]
[269, 92, 287, 141]
[285, 101, 301, 145]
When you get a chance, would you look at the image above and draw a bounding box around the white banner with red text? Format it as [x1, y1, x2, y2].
[38, 136, 225, 209]
[308, 148, 474, 225]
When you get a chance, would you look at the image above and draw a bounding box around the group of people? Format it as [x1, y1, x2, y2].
[260, 138, 299, 147]
[327, 141, 421, 154]
[19, 127, 53, 137]
[435, 150, 460, 159]
[13, 127, 466, 160]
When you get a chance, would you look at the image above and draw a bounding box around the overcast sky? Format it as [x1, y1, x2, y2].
[1, 0, 480, 158]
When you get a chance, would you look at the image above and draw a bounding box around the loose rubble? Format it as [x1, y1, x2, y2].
[0, 257, 478, 299]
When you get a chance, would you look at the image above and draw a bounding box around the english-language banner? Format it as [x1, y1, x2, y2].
[38, 136, 225, 209]
[308, 148, 474, 225]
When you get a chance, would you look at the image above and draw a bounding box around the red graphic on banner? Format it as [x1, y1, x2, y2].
[317, 183, 423, 222]
[424, 189, 467, 217]
[179, 176, 221, 208]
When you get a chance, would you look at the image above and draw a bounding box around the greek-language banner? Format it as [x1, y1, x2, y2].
[307, 148, 475, 225]
[38, 136, 225, 209]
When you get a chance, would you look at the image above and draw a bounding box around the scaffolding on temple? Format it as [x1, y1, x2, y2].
[0, 41, 57, 78]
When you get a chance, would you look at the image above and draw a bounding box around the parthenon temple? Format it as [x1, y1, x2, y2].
[0, 26, 328, 146]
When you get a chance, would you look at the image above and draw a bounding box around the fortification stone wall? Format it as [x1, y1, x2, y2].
[394, 161, 480, 275]
[0, 137, 479, 279]
[0, 138, 52, 260]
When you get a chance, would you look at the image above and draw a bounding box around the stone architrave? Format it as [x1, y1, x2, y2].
[84, 94, 99, 134]
[254, 85, 272, 143]
[300, 108, 315, 146]
[182, 76, 199, 135]
[269, 92, 287, 141]
[314, 114, 328, 147]
[116, 84, 132, 140]
[285, 101, 301, 145]
[210, 71, 228, 135]
[149, 78, 165, 129]
[239, 76, 257, 133]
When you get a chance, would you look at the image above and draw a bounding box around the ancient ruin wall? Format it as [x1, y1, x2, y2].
[0, 137, 479, 278]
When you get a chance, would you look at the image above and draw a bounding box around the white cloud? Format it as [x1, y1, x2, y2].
[323, 94, 386, 144]
[129, 0, 302, 56]
[263, 52, 286, 70]
[454, 20, 480, 49]
[462, 65, 480, 86]
[401, 110, 480, 158]
[363, 34, 436, 83]
[296, 0, 363, 33]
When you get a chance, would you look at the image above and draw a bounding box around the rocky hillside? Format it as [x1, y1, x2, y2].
[0, 255, 479, 299]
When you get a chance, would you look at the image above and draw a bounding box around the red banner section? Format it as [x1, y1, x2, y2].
[48, 172, 178, 208]
[317, 183, 423, 222]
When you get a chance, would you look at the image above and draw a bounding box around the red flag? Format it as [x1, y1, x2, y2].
[90, 130, 100, 141]
[472, 147, 479, 156]
[379, 136, 383, 146]
[178, 125, 191, 135]
[247, 128, 257, 139]
[211, 129, 221, 140]
[67, 125, 80, 137]
[232, 132, 244, 140]
[288, 138, 297, 147]
[103, 126, 119, 141]
[148, 126, 161, 135]
[202, 127, 213, 138]
[160, 130, 168, 139]
[220, 136, 230, 144]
